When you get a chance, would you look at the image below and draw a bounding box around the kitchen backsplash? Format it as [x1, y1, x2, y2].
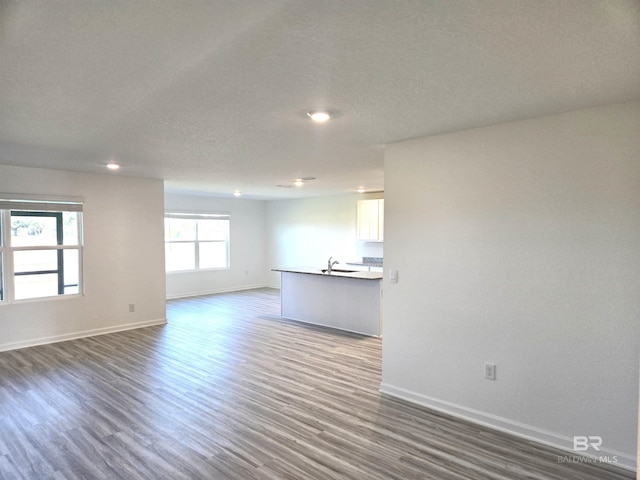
[362, 257, 383, 265]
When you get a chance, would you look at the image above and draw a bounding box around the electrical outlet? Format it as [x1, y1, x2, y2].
[484, 363, 496, 381]
[129, 303, 135, 313]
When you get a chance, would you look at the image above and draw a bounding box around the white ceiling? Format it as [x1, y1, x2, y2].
[1, 1, 639, 199]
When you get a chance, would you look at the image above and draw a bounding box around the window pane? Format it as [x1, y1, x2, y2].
[11, 215, 58, 247]
[199, 242, 228, 269]
[165, 242, 195, 271]
[165, 219, 196, 241]
[14, 250, 57, 273]
[197, 219, 228, 241]
[12, 249, 80, 300]
[14, 273, 59, 300]
[64, 249, 80, 294]
[63, 212, 80, 246]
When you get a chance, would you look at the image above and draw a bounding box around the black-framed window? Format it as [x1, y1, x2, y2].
[0, 198, 83, 303]
[164, 213, 230, 272]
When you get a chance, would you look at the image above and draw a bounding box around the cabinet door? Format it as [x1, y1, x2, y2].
[357, 199, 382, 241]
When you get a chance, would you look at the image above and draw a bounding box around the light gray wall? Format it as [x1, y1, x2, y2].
[382, 101, 640, 470]
[0, 165, 166, 351]
[165, 194, 267, 298]
[265, 193, 384, 287]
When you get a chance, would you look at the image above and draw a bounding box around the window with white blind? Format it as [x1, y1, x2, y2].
[0, 196, 84, 303]
[164, 212, 230, 272]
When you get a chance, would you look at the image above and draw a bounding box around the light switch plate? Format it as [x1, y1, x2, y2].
[389, 269, 398, 283]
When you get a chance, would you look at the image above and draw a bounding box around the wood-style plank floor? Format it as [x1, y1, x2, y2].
[0, 288, 633, 479]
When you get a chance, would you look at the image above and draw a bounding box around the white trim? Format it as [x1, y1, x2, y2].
[0, 192, 84, 204]
[166, 284, 270, 300]
[10, 292, 82, 305]
[379, 382, 637, 472]
[0, 193, 84, 203]
[11, 245, 81, 251]
[0, 194, 84, 212]
[165, 211, 229, 219]
[0, 317, 167, 353]
[166, 266, 230, 274]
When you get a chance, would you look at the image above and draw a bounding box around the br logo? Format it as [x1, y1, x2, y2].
[573, 436, 602, 452]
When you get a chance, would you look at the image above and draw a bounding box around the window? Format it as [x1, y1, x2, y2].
[0, 197, 83, 303]
[164, 213, 229, 272]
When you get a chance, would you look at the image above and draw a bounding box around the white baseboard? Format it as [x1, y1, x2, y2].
[166, 284, 280, 300]
[379, 382, 636, 472]
[0, 318, 167, 353]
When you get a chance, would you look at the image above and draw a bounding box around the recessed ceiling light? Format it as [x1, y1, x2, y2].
[357, 187, 366, 193]
[106, 163, 120, 170]
[233, 190, 242, 197]
[307, 111, 330, 123]
[294, 179, 304, 187]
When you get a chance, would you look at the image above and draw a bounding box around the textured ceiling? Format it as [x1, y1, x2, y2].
[1, 0, 639, 199]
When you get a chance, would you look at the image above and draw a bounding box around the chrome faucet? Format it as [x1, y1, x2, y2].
[327, 256, 339, 273]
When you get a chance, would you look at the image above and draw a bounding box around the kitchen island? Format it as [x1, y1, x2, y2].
[272, 267, 383, 337]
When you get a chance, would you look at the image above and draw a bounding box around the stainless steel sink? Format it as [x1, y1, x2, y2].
[321, 268, 358, 274]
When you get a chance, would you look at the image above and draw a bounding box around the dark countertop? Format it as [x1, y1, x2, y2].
[272, 267, 383, 280]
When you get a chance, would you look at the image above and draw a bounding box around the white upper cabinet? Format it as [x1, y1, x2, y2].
[357, 199, 384, 242]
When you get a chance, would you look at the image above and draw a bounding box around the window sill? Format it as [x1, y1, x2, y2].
[1, 293, 83, 306]
[166, 268, 230, 274]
